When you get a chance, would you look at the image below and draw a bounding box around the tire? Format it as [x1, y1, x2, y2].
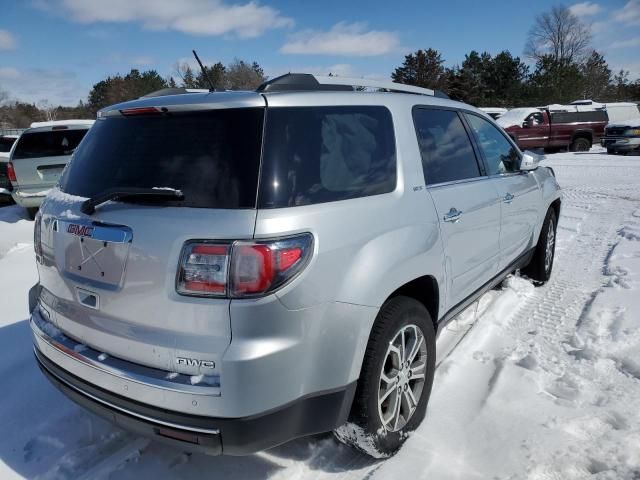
[607, 148, 617, 155]
[522, 208, 557, 285]
[334, 296, 436, 458]
[26, 207, 38, 220]
[569, 137, 591, 152]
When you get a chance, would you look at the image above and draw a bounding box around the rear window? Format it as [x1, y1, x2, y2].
[259, 106, 396, 208]
[550, 110, 608, 124]
[60, 109, 264, 209]
[13, 129, 88, 159]
[0, 137, 16, 153]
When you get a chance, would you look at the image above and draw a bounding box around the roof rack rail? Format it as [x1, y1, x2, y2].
[256, 73, 440, 97]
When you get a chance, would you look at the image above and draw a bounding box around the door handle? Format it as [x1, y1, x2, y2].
[443, 207, 463, 223]
[503, 193, 514, 204]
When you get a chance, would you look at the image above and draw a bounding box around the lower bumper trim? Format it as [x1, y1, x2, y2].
[35, 348, 356, 455]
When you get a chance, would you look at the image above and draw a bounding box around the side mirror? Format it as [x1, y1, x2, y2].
[522, 119, 532, 128]
[520, 151, 541, 171]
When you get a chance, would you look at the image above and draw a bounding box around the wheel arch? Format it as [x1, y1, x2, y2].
[571, 129, 593, 144]
[385, 275, 440, 334]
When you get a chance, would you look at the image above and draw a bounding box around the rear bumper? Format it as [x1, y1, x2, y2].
[29, 284, 359, 454]
[11, 186, 52, 207]
[35, 349, 355, 455]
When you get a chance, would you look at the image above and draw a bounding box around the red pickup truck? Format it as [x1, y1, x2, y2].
[496, 107, 608, 152]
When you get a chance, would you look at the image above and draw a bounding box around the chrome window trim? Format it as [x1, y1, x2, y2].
[425, 175, 492, 190]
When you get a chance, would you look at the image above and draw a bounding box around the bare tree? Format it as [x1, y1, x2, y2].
[0, 86, 8, 106]
[37, 99, 58, 122]
[525, 6, 592, 64]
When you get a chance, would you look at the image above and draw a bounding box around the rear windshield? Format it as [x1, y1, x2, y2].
[13, 129, 88, 159]
[60, 109, 264, 209]
[60, 105, 396, 210]
[0, 137, 16, 153]
[259, 106, 396, 208]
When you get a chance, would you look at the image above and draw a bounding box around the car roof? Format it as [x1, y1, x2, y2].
[98, 89, 487, 120]
[98, 72, 489, 119]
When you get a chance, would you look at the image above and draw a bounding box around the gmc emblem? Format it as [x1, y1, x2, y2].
[67, 224, 94, 238]
[176, 357, 216, 369]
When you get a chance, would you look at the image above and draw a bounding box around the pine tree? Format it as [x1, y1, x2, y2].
[581, 51, 610, 100]
[391, 49, 447, 91]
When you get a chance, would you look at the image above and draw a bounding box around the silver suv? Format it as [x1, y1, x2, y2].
[29, 74, 561, 458]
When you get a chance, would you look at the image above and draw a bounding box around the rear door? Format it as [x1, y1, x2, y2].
[465, 113, 540, 271]
[413, 107, 501, 311]
[10, 127, 89, 191]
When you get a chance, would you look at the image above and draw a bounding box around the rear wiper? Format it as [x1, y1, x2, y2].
[80, 187, 184, 215]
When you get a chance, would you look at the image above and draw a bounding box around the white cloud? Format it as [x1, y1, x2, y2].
[0, 67, 88, 106]
[0, 67, 20, 79]
[0, 29, 16, 50]
[569, 2, 602, 17]
[612, 0, 640, 25]
[609, 36, 640, 48]
[39, 0, 293, 38]
[280, 22, 400, 57]
[130, 56, 155, 66]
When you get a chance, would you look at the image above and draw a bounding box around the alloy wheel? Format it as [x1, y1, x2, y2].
[377, 324, 427, 432]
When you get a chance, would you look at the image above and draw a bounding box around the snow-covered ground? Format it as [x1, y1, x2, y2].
[1, 148, 639, 479]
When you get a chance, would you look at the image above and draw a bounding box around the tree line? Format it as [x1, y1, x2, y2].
[1, 5, 638, 128]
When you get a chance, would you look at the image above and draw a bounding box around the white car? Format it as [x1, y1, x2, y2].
[29, 74, 561, 458]
[1, 133, 20, 202]
[7, 120, 94, 217]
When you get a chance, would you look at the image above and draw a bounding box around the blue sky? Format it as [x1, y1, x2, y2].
[0, 0, 638, 106]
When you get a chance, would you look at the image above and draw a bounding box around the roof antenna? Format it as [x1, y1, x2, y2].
[192, 50, 216, 92]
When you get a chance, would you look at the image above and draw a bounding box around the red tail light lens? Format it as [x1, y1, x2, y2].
[6, 162, 17, 183]
[176, 233, 313, 298]
[120, 106, 163, 116]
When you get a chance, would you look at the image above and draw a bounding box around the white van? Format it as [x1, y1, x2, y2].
[8, 120, 94, 217]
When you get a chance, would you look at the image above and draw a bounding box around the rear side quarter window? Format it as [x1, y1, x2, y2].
[259, 106, 396, 208]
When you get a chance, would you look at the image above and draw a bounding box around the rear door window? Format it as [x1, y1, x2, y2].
[259, 106, 396, 208]
[13, 129, 88, 159]
[60, 109, 264, 209]
[412, 108, 481, 185]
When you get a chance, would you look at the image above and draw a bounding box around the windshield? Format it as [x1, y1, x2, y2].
[59, 109, 264, 209]
[13, 129, 88, 159]
[496, 109, 539, 129]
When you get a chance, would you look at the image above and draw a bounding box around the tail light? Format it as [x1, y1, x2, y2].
[176, 233, 313, 298]
[7, 162, 16, 183]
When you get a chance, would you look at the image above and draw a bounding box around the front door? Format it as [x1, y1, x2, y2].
[465, 113, 540, 270]
[413, 107, 501, 311]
